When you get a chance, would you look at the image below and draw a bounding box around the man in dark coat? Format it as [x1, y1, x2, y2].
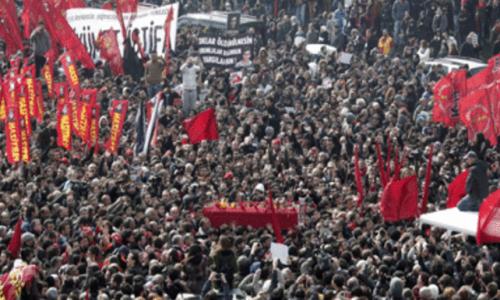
[457, 151, 490, 212]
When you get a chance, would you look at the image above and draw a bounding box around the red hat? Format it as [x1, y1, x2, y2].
[223, 171, 234, 180]
[272, 138, 281, 145]
[181, 138, 189, 145]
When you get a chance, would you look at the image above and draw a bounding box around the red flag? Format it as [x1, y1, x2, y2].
[0, 0, 23, 54]
[7, 218, 22, 258]
[88, 104, 101, 153]
[32, 0, 95, 69]
[380, 175, 419, 222]
[97, 30, 124, 76]
[0, 22, 21, 57]
[466, 67, 492, 95]
[375, 142, 388, 187]
[101, 1, 113, 10]
[56, 96, 72, 150]
[163, 7, 174, 75]
[459, 86, 497, 145]
[24, 76, 39, 122]
[19, 117, 31, 163]
[420, 145, 434, 214]
[354, 144, 364, 208]
[54, 83, 68, 105]
[447, 170, 469, 208]
[432, 70, 466, 127]
[106, 100, 128, 154]
[17, 82, 32, 137]
[42, 55, 55, 98]
[0, 83, 6, 121]
[386, 134, 392, 177]
[487, 54, 500, 82]
[182, 108, 219, 144]
[35, 80, 44, 122]
[477, 189, 500, 244]
[267, 190, 284, 243]
[0, 263, 38, 300]
[4, 105, 21, 164]
[61, 53, 81, 96]
[65, 0, 87, 9]
[78, 89, 97, 143]
[21, 0, 34, 39]
[393, 146, 401, 179]
[116, 0, 127, 39]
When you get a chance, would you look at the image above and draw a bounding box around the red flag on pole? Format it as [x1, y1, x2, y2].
[56, 96, 72, 151]
[354, 144, 364, 208]
[420, 145, 434, 214]
[32, 0, 95, 69]
[78, 89, 97, 143]
[466, 67, 492, 95]
[115, 0, 139, 33]
[19, 117, 31, 163]
[487, 54, 500, 82]
[0, 0, 23, 53]
[0, 83, 6, 121]
[4, 104, 21, 165]
[97, 30, 124, 76]
[432, 69, 467, 127]
[182, 108, 219, 145]
[386, 134, 392, 177]
[477, 189, 500, 245]
[88, 104, 101, 153]
[7, 218, 22, 258]
[61, 53, 81, 96]
[447, 170, 469, 208]
[459, 86, 497, 145]
[163, 7, 174, 75]
[41, 59, 54, 98]
[267, 190, 284, 243]
[17, 82, 32, 137]
[106, 100, 128, 154]
[375, 142, 388, 187]
[380, 175, 419, 222]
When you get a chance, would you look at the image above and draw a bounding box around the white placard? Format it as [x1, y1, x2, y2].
[65, 3, 179, 59]
[270, 243, 289, 265]
[338, 52, 353, 65]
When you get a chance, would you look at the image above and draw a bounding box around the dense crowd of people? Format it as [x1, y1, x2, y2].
[1, 0, 500, 299]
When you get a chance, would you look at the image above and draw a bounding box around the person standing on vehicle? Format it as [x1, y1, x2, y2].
[30, 21, 51, 77]
[457, 151, 490, 212]
[180, 57, 202, 117]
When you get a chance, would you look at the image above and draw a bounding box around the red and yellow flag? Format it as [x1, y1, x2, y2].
[106, 100, 128, 154]
[78, 89, 97, 143]
[42, 62, 54, 98]
[35, 80, 44, 122]
[56, 97, 73, 151]
[16, 82, 32, 137]
[61, 53, 81, 96]
[0, 82, 6, 121]
[4, 105, 21, 164]
[88, 103, 101, 153]
[18, 116, 31, 163]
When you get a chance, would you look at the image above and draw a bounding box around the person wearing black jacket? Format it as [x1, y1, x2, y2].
[457, 151, 490, 212]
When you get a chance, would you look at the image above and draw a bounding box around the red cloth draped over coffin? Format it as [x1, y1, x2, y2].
[203, 202, 298, 229]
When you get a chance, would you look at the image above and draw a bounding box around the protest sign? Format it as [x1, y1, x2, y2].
[197, 34, 254, 68]
[270, 243, 289, 265]
[66, 3, 178, 59]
